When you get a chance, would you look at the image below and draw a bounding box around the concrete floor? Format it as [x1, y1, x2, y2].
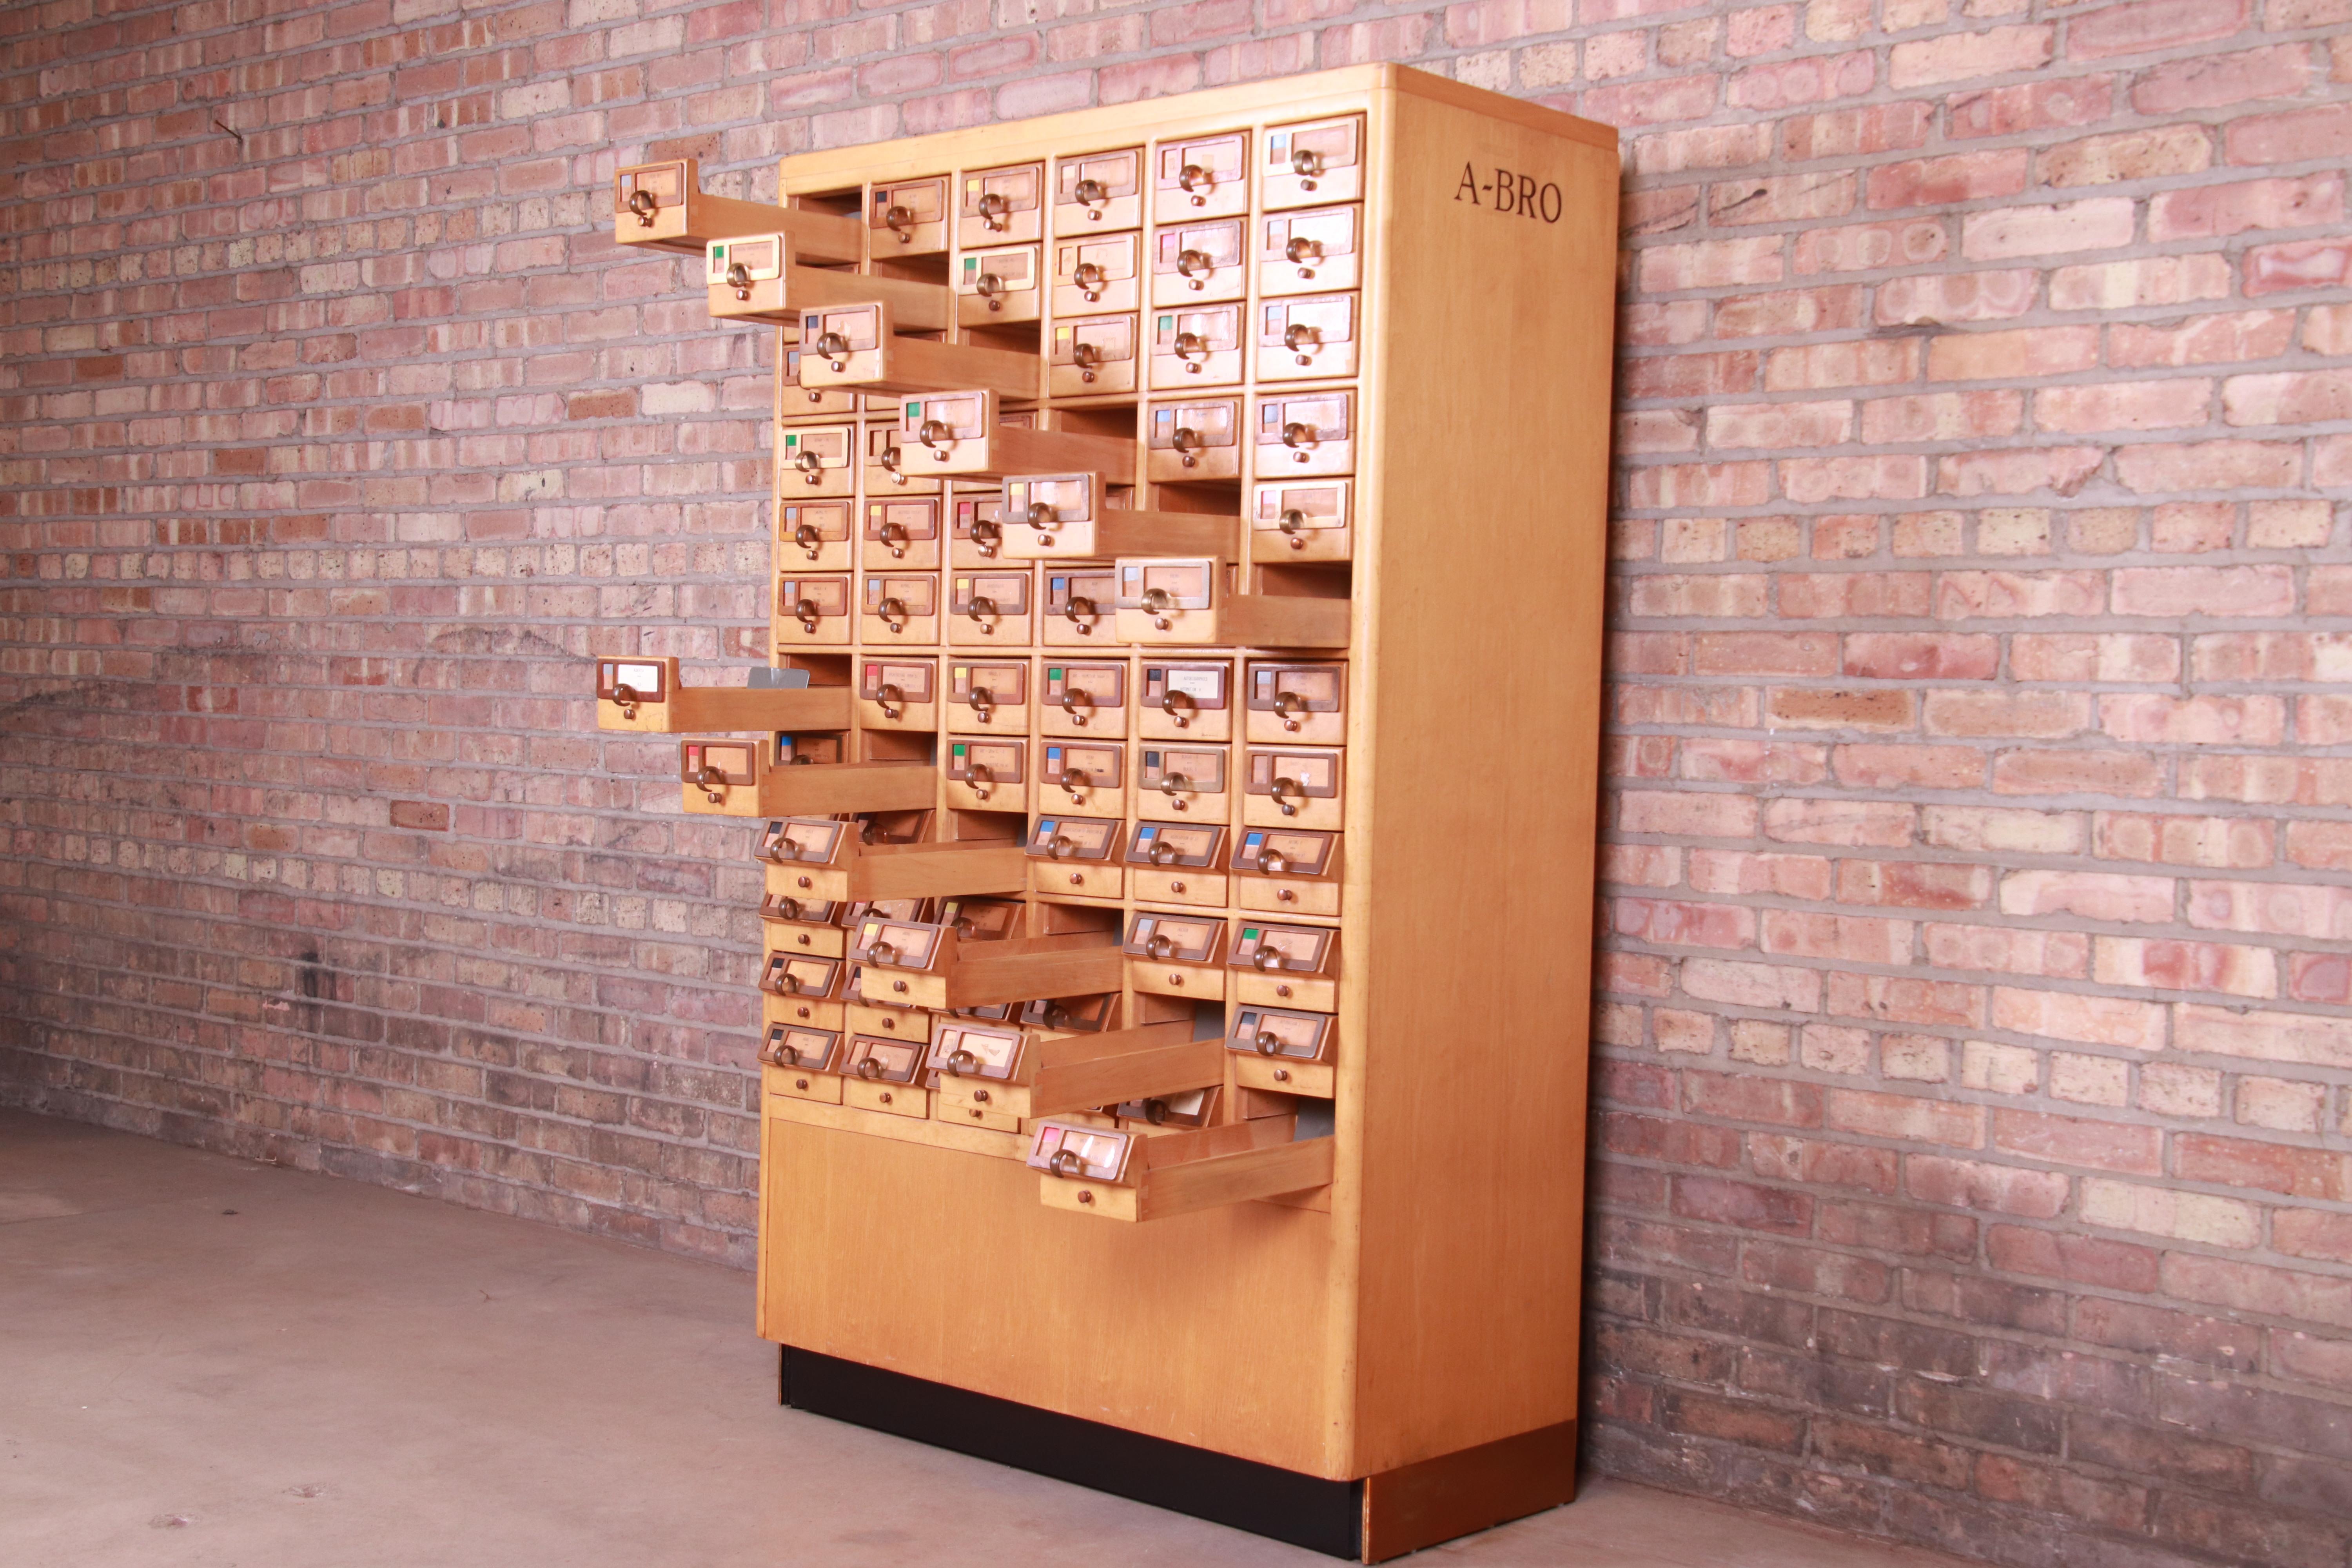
[0, 1109, 1979, 1568]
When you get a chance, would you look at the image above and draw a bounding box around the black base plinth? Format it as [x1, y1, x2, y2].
[780, 1346, 1361, 1558]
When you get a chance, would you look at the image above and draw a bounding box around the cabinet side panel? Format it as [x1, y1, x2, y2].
[1348, 92, 1619, 1472]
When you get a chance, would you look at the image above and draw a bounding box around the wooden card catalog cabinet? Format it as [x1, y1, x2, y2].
[589, 66, 1617, 1563]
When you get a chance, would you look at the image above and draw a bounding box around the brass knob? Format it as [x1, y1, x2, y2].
[973, 1087, 991, 1103]
[965, 595, 999, 632]
[1057, 766, 1088, 800]
[878, 597, 909, 633]
[874, 680, 904, 718]
[1175, 249, 1211, 290]
[943, 1047, 978, 1078]
[1046, 833, 1076, 861]
[970, 518, 1002, 557]
[815, 330, 851, 371]
[1025, 501, 1058, 532]
[1140, 585, 1176, 632]
[1160, 690, 1195, 726]
[1172, 331, 1209, 371]
[1292, 147, 1323, 180]
[1072, 340, 1102, 383]
[1254, 1029, 1283, 1056]
[1176, 163, 1211, 204]
[878, 445, 906, 485]
[1283, 236, 1321, 278]
[884, 203, 914, 241]
[791, 596, 821, 633]
[794, 450, 823, 484]
[610, 682, 639, 720]
[1058, 688, 1094, 724]
[726, 260, 752, 300]
[792, 521, 824, 561]
[1271, 775, 1304, 816]
[966, 760, 994, 801]
[1157, 772, 1193, 805]
[697, 763, 728, 805]
[1252, 947, 1287, 972]
[976, 270, 1006, 311]
[1143, 1098, 1170, 1125]
[1060, 595, 1098, 634]
[1073, 261, 1105, 301]
[1257, 848, 1291, 875]
[866, 938, 899, 966]
[916, 418, 954, 452]
[1273, 689, 1307, 731]
[1281, 421, 1314, 451]
[969, 688, 995, 722]
[1073, 177, 1108, 211]
[1284, 323, 1321, 365]
[1171, 424, 1202, 466]
[1145, 933, 1174, 959]
[879, 520, 909, 558]
[1149, 839, 1180, 867]
[977, 190, 1010, 229]
[627, 188, 659, 225]
[1048, 1148, 1083, 1178]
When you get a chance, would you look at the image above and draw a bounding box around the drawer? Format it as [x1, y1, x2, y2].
[860, 574, 940, 645]
[947, 657, 1029, 730]
[1243, 746, 1345, 831]
[1255, 390, 1354, 478]
[1232, 1054, 1336, 1098]
[1228, 1002, 1334, 1064]
[856, 656, 938, 733]
[768, 1066, 844, 1105]
[1246, 660, 1348, 745]
[1258, 205, 1362, 296]
[957, 245, 1042, 327]
[780, 350, 858, 416]
[1040, 570, 1119, 647]
[950, 491, 1007, 567]
[1230, 920, 1340, 1011]
[1256, 292, 1359, 382]
[1055, 147, 1143, 233]
[759, 951, 843, 1003]
[763, 995, 846, 1032]
[761, 1020, 843, 1076]
[761, 918, 846, 959]
[1262, 115, 1365, 209]
[845, 1004, 932, 1045]
[1132, 962, 1226, 1001]
[871, 177, 949, 256]
[863, 497, 942, 570]
[775, 573, 853, 648]
[1146, 397, 1241, 482]
[1252, 479, 1352, 565]
[947, 568, 1034, 646]
[777, 499, 853, 572]
[1039, 660, 1128, 738]
[1149, 218, 1247, 305]
[1152, 131, 1249, 223]
[959, 162, 1045, 248]
[1233, 828, 1342, 917]
[1149, 304, 1243, 389]
[1052, 232, 1141, 316]
[1137, 659, 1231, 741]
[1051, 314, 1138, 397]
[1131, 867, 1227, 906]
[945, 736, 1024, 811]
[778, 423, 857, 496]
[1032, 860, 1123, 899]
[937, 1098, 1022, 1132]
[1033, 740, 1127, 818]
[866, 424, 940, 497]
[842, 1077, 929, 1119]
[1136, 742, 1228, 818]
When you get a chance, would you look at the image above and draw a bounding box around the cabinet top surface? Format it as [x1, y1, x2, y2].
[779, 64, 1616, 192]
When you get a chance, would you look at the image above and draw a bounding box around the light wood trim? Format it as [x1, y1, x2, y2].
[839, 839, 1029, 901]
[900, 932, 1123, 1008]
[599, 684, 851, 733]
[620, 187, 863, 264]
[806, 335, 1040, 401]
[1025, 1034, 1225, 1118]
[1339, 83, 1615, 1476]
[930, 423, 1138, 483]
[1359, 1419, 1578, 1563]
[770, 1092, 1025, 1161]
[713, 265, 954, 332]
[686, 759, 937, 817]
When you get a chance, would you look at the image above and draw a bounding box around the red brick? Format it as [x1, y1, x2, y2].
[2225, 103, 2352, 167]
[1828, 1089, 1985, 1148]
[1888, 25, 2053, 89]
[2069, 0, 2251, 60]
[1987, 1223, 2159, 1291]
[1926, 326, 2101, 381]
[1993, 1108, 2162, 1173]
[2176, 1133, 2352, 1199]
[1947, 75, 2115, 140]
[1865, 148, 2030, 209]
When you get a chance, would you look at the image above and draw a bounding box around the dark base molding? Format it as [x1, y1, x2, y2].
[778, 1346, 1576, 1562]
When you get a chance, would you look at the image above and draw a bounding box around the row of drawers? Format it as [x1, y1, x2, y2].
[853, 115, 1365, 253]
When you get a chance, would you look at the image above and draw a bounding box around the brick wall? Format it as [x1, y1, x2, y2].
[4, 2, 2348, 1564]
